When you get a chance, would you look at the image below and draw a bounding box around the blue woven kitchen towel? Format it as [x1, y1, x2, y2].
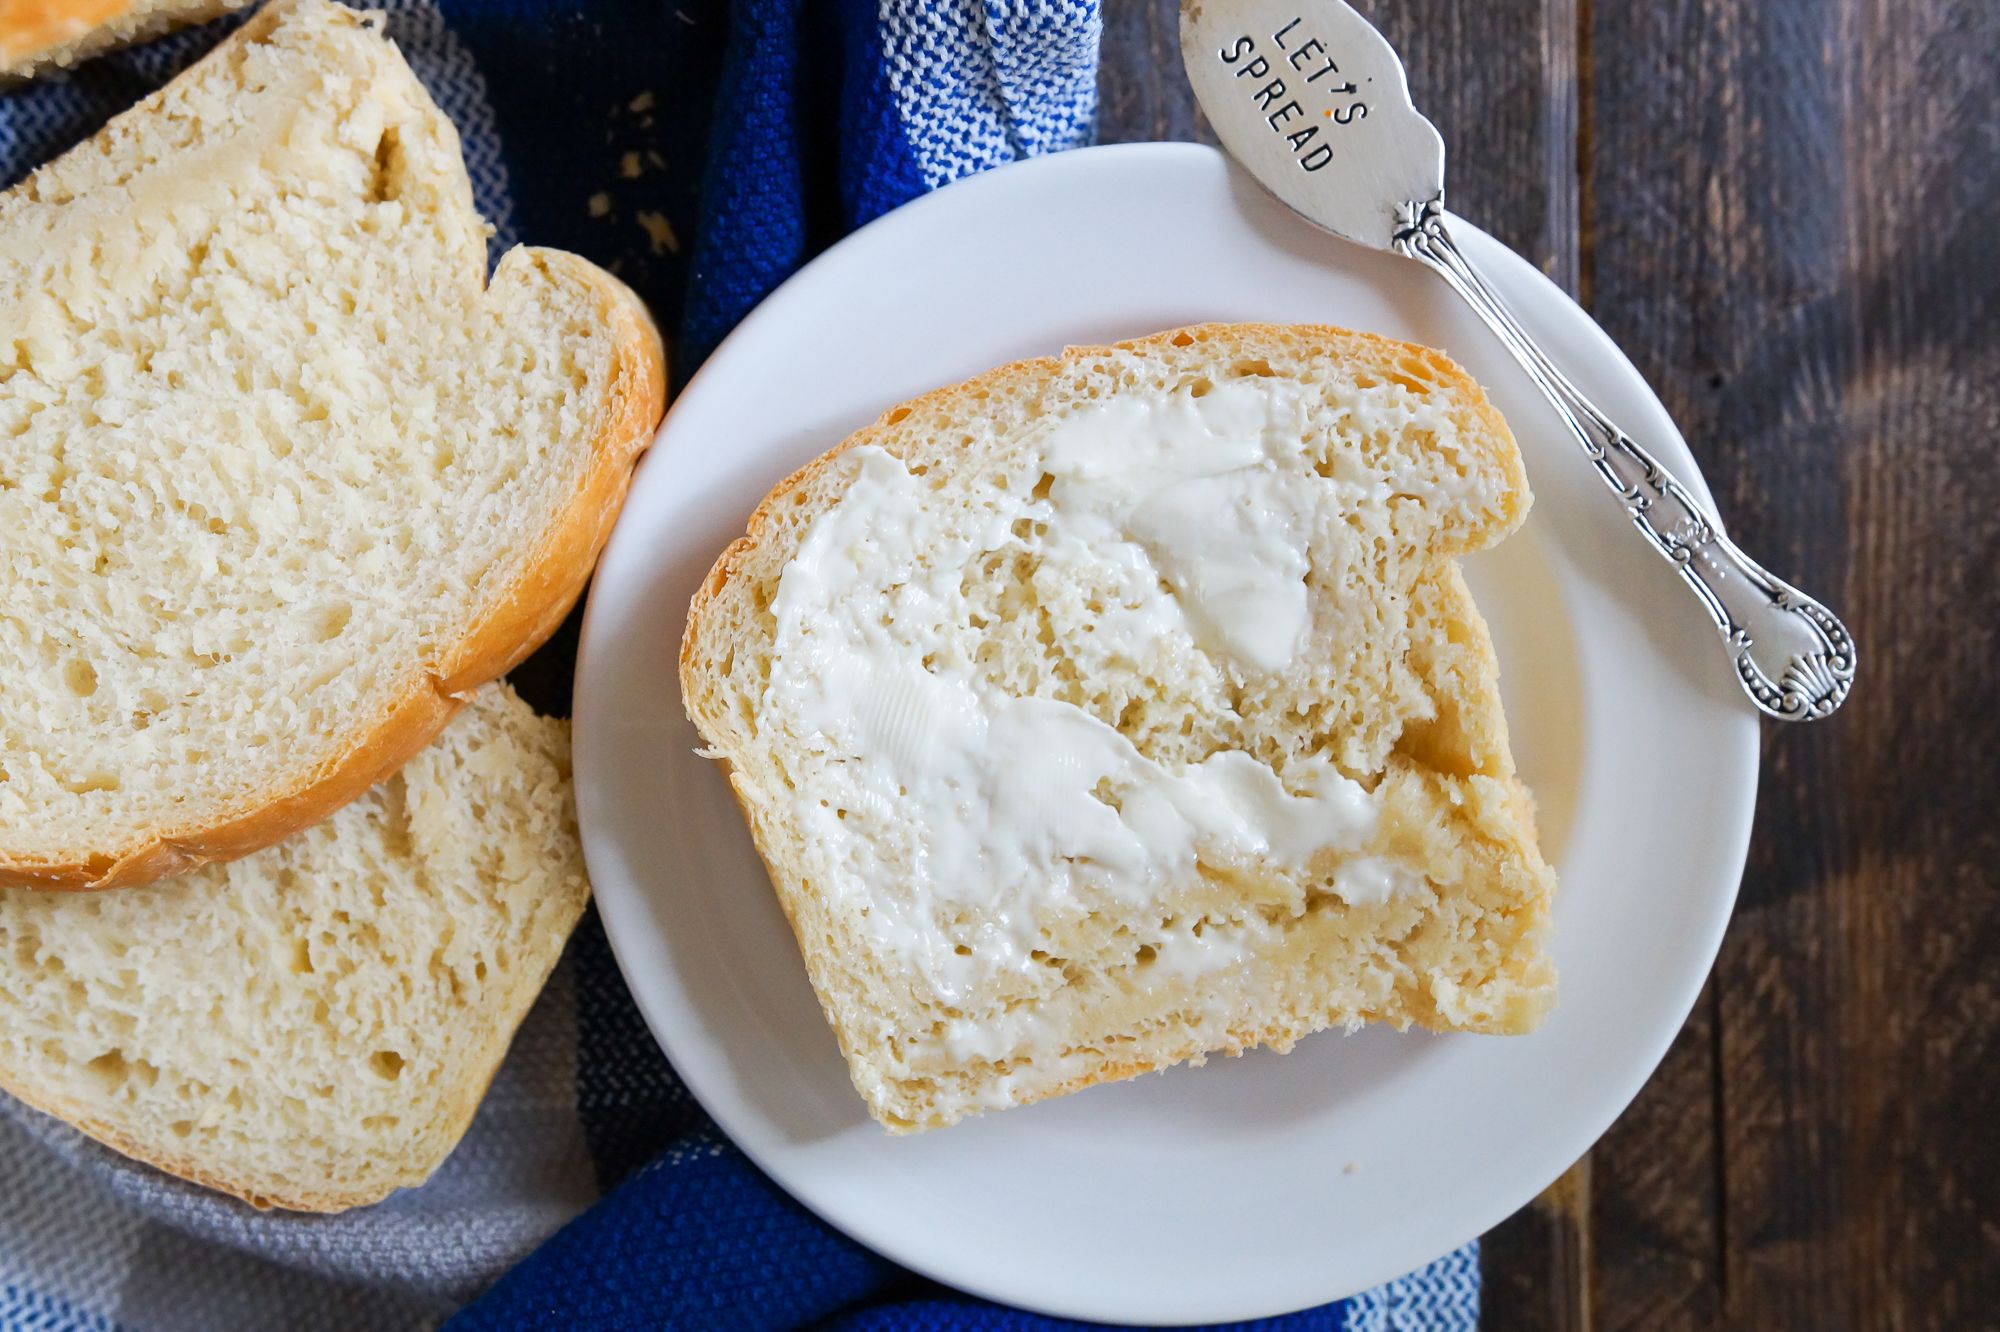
[0, 2, 1478, 1329]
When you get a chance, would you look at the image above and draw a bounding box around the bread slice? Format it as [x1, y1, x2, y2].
[682, 323, 1557, 1131]
[0, 0, 248, 77]
[0, 682, 589, 1212]
[0, 0, 665, 890]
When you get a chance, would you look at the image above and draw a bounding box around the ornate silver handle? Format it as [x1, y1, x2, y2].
[1393, 199, 1853, 721]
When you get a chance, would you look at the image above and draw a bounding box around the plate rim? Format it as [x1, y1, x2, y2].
[574, 140, 1759, 1324]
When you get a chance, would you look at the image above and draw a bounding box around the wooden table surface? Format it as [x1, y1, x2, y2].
[1097, 2, 2000, 1328]
[3, 3, 1989, 1325]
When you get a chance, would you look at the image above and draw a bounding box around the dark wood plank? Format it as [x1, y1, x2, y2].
[1584, 0, 2000, 1328]
[1098, 5, 1589, 1329]
[1097, 0, 1219, 146]
[1100, 0, 1579, 280]
[1590, 987, 1724, 1332]
[1365, 0, 1580, 287]
[1482, 1157, 1595, 1332]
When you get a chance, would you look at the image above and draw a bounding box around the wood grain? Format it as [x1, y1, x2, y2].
[1590, 986, 1724, 1332]
[1585, 0, 2000, 1324]
[1482, 1157, 1595, 1332]
[1109, 0, 1579, 274]
[17, 0, 1989, 1318]
[1101, 4, 1590, 1327]
[1102, 0, 2000, 1327]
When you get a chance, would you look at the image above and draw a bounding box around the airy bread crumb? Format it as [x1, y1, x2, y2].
[0, 0, 665, 889]
[0, 683, 589, 1212]
[682, 323, 1557, 1131]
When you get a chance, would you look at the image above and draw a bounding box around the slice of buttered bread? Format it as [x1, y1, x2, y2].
[0, 0, 665, 890]
[0, 683, 589, 1212]
[0, 0, 249, 77]
[682, 323, 1557, 1132]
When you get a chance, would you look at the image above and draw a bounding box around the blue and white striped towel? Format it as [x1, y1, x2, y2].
[0, 2, 1479, 1327]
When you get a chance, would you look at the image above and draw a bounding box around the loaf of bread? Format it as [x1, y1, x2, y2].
[0, 0, 248, 76]
[0, 683, 589, 1211]
[682, 323, 1557, 1131]
[0, 0, 665, 890]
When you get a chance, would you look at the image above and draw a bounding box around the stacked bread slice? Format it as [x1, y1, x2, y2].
[0, 0, 664, 1206]
[0, 684, 590, 1211]
[683, 324, 1555, 1131]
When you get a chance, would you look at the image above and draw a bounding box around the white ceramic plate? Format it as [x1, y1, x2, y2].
[574, 143, 1758, 1325]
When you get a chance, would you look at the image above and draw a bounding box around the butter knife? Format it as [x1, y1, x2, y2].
[1181, 0, 1853, 721]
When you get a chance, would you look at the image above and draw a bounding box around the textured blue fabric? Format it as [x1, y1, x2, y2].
[837, 0, 928, 228]
[455, 4, 1463, 1328]
[0, 1287, 120, 1332]
[680, 0, 817, 366]
[821, 1303, 1345, 1332]
[683, 0, 1099, 365]
[458, 1143, 889, 1330]
[0, 3, 1481, 1329]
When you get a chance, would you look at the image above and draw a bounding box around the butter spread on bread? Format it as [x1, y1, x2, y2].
[0, 0, 665, 889]
[681, 323, 1557, 1131]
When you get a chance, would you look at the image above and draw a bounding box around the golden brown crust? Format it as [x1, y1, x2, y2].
[0, 1081, 380, 1211]
[436, 251, 666, 694]
[0, 0, 241, 77]
[681, 321, 1547, 1131]
[680, 321, 1524, 732]
[1, 0, 130, 68]
[15, 680, 467, 893]
[3, 255, 664, 893]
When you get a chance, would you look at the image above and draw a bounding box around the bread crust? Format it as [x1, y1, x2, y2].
[0, 0, 666, 891]
[0, 0, 248, 77]
[0, 0, 124, 68]
[2, 250, 663, 892]
[0, 687, 595, 1211]
[680, 322, 1548, 1130]
[680, 321, 1525, 718]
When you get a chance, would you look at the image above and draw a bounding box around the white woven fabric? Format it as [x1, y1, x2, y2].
[0, 964, 590, 1331]
[1346, 1240, 1482, 1330]
[877, 0, 1099, 188]
[0, 2, 1483, 1327]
